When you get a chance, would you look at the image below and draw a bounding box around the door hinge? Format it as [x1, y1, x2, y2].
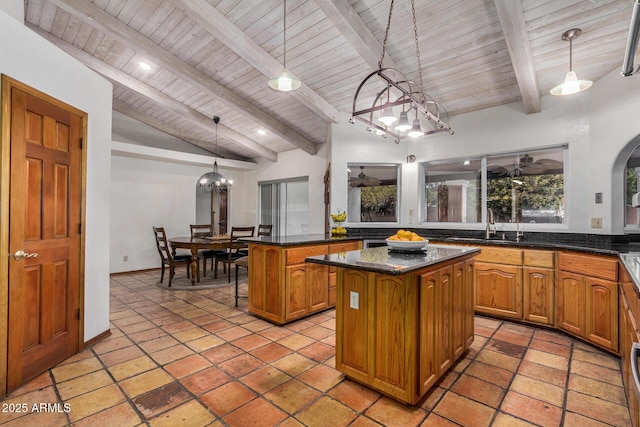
[78, 223, 82, 234]
[80, 137, 83, 149]
[77, 308, 81, 320]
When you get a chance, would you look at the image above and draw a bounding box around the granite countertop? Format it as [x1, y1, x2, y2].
[305, 244, 479, 275]
[619, 253, 640, 296]
[241, 234, 361, 246]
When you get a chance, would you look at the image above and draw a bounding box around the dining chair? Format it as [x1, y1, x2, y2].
[258, 224, 273, 237]
[234, 224, 271, 305]
[190, 223, 224, 275]
[214, 226, 255, 283]
[190, 224, 212, 237]
[153, 226, 200, 287]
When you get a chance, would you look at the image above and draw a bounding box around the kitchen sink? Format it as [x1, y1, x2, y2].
[445, 237, 517, 244]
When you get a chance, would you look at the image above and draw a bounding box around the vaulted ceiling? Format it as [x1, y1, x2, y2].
[24, 0, 634, 162]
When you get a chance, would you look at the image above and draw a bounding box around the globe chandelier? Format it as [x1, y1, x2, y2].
[198, 116, 232, 193]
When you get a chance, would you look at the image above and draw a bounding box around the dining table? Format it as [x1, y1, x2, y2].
[168, 235, 231, 285]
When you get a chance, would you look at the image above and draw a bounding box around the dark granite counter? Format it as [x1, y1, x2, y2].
[305, 244, 480, 275]
[619, 253, 640, 296]
[241, 234, 361, 246]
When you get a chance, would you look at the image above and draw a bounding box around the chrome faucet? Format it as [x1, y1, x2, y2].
[486, 208, 496, 239]
[516, 218, 524, 242]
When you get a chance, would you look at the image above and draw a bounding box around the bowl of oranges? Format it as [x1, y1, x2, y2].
[386, 230, 428, 251]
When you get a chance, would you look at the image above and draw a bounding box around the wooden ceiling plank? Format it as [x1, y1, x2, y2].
[46, 0, 318, 155]
[494, 0, 541, 114]
[312, 0, 398, 71]
[174, 0, 340, 124]
[113, 99, 244, 160]
[30, 24, 278, 161]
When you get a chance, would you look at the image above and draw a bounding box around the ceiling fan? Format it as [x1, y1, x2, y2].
[349, 166, 381, 187]
[487, 154, 563, 178]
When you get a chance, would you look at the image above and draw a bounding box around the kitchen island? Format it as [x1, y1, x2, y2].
[244, 234, 361, 324]
[306, 244, 479, 404]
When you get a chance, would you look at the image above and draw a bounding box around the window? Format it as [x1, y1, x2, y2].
[625, 145, 640, 227]
[424, 158, 481, 223]
[423, 146, 565, 224]
[259, 177, 308, 236]
[347, 164, 399, 223]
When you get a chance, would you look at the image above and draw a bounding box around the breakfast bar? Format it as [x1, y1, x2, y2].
[306, 244, 479, 404]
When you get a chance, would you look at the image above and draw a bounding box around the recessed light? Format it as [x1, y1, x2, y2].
[138, 62, 152, 71]
[257, 129, 266, 136]
[463, 160, 470, 165]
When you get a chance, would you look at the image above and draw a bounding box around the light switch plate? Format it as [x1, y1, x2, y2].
[349, 291, 359, 309]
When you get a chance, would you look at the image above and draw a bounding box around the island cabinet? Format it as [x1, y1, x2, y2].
[248, 239, 360, 324]
[474, 247, 555, 326]
[557, 252, 619, 352]
[619, 269, 640, 427]
[335, 255, 475, 404]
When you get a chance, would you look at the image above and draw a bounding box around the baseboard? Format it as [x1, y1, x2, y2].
[83, 329, 111, 348]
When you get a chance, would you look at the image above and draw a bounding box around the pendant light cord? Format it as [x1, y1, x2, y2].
[283, 0, 287, 70]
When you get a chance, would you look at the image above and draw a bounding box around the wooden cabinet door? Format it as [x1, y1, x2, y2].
[371, 273, 416, 403]
[475, 262, 522, 319]
[419, 270, 439, 395]
[336, 269, 370, 383]
[285, 265, 308, 321]
[620, 293, 640, 427]
[557, 271, 585, 337]
[437, 266, 453, 374]
[463, 259, 475, 349]
[523, 267, 554, 325]
[308, 263, 329, 312]
[248, 246, 282, 323]
[585, 277, 618, 352]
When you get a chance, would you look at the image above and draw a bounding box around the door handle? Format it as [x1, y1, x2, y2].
[14, 250, 39, 261]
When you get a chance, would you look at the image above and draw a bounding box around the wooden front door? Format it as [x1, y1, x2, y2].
[3, 77, 84, 392]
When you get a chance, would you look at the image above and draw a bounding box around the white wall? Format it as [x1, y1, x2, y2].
[331, 69, 640, 235]
[110, 142, 256, 273]
[0, 8, 112, 341]
[235, 146, 329, 235]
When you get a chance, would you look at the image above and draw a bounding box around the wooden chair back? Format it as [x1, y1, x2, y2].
[153, 226, 171, 262]
[230, 226, 255, 250]
[258, 224, 273, 237]
[190, 224, 212, 238]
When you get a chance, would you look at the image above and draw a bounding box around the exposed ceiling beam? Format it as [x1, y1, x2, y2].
[47, 0, 317, 155]
[112, 101, 243, 160]
[30, 25, 278, 161]
[176, 0, 340, 124]
[312, 0, 399, 70]
[494, 0, 541, 114]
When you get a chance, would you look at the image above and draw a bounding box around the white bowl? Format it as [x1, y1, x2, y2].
[386, 239, 428, 251]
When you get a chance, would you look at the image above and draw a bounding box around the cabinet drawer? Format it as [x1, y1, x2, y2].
[524, 250, 554, 268]
[558, 252, 618, 281]
[329, 241, 361, 253]
[474, 247, 522, 265]
[286, 245, 328, 265]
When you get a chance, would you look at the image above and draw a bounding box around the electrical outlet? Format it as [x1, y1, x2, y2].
[349, 291, 359, 309]
[591, 218, 602, 229]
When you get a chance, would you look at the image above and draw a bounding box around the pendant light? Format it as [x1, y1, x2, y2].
[268, 1, 300, 92]
[198, 116, 232, 193]
[407, 108, 424, 137]
[550, 28, 593, 96]
[349, 0, 452, 142]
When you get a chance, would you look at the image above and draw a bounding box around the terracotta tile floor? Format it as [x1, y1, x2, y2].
[0, 269, 632, 427]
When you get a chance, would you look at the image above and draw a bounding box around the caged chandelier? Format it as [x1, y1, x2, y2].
[198, 116, 232, 193]
[349, 0, 453, 143]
